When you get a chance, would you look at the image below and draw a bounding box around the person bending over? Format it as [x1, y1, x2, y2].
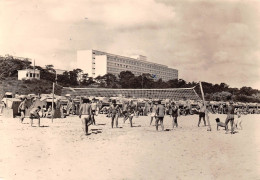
[216, 118, 226, 131]
[29, 106, 41, 127]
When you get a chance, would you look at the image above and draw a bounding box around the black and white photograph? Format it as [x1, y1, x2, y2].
[0, 0, 259, 179]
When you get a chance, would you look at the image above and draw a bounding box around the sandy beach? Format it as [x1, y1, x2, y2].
[0, 113, 259, 180]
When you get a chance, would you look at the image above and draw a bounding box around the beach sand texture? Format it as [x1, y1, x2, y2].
[0, 114, 259, 180]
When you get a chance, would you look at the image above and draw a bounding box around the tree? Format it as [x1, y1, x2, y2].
[240, 86, 255, 96]
[36, 66, 55, 82]
[103, 73, 119, 88]
[141, 73, 154, 88]
[57, 71, 70, 86]
[118, 71, 136, 88]
[154, 78, 169, 88]
[45, 64, 55, 73]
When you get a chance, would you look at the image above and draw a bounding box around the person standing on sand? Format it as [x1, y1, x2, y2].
[150, 103, 157, 125]
[171, 102, 180, 129]
[109, 99, 120, 128]
[91, 99, 97, 125]
[155, 100, 165, 131]
[79, 98, 92, 135]
[225, 100, 235, 134]
[198, 102, 206, 127]
[18, 97, 27, 123]
[122, 101, 129, 121]
[124, 100, 136, 127]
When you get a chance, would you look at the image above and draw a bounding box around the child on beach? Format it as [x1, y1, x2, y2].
[29, 106, 41, 127]
[215, 118, 226, 131]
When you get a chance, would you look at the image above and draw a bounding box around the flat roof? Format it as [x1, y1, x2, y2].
[17, 69, 40, 72]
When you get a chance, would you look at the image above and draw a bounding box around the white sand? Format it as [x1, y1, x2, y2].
[0, 113, 259, 180]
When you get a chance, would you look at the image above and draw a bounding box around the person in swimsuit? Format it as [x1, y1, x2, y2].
[91, 99, 97, 125]
[225, 101, 235, 134]
[29, 106, 41, 127]
[155, 100, 165, 131]
[109, 99, 120, 128]
[79, 98, 92, 135]
[198, 102, 206, 127]
[150, 103, 157, 125]
[18, 97, 27, 123]
[171, 102, 180, 128]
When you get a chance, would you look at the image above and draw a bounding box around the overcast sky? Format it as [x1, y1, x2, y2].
[1, 0, 260, 89]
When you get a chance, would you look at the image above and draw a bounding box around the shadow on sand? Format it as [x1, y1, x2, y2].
[31, 125, 49, 128]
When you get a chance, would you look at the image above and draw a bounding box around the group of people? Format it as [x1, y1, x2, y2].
[17, 96, 243, 135]
[215, 101, 243, 134]
[78, 98, 183, 135]
[77, 97, 245, 136]
[18, 97, 42, 127]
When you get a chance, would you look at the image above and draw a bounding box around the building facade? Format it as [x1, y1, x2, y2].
[18, 69, 40, 80]
[77, 49, 178, 81]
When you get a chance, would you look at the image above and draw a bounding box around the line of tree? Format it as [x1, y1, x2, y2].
[40, 65, 260, 103]
[0, 57, 259, 103]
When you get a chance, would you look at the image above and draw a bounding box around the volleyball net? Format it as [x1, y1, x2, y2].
[61, 87, 201, 101]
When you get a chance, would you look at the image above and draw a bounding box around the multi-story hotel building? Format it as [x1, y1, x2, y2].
[77, 49, 178, 81]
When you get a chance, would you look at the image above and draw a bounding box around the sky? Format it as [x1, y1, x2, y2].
[0, 0, 260, 89]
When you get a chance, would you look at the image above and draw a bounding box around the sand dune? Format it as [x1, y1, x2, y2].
[0, 113, 259, 180]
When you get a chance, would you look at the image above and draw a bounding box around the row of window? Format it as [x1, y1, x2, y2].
[107, 67, 177, 79]
[107, 63, 176, 77]
[106, 56, 170, 71]
[26, 73, 40, 78]
[92, 50, 178, 74]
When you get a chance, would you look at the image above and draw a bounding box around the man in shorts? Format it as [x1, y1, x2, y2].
[109, 99, 120, 128]
[150, 103, 157, 125]
[155, 100, 165, 131]
[18, 97, 27, 123]
[79, 98, 92, 135]
[91, 98, 97, 125]
[29, 106, 41, 127]
[171, 102, 180, 128]
[225, 101, 235, 134]
[198, 102, 206, 127]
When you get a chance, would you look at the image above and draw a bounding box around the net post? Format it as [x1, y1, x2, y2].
[52, 82, 54, 123]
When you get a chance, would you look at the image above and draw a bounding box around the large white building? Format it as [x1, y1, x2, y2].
[77, 49, 178, 81]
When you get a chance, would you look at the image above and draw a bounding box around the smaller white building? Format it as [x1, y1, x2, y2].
[18, 69, 40, 80]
